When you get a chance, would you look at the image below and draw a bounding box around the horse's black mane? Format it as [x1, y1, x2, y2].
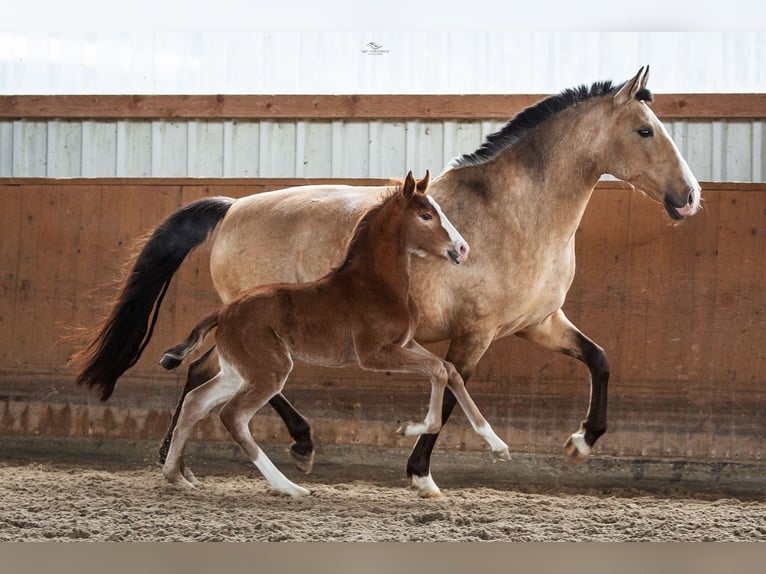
[451, 80, 653, 169]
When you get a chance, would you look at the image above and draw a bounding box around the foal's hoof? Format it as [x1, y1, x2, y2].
[274, 484, 311, 498]
[181, 464, 200, 485]
[290, 447, 315, 475]
[493, 447, 511, 462]
[164, 471, 196, 489]
[563, 432, 591, 461]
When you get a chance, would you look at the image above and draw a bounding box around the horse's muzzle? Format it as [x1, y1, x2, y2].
[664, 187, 700, 220]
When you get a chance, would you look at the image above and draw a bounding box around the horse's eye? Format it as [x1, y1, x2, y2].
[420, 213, 433, 221]
[637, 126, 654, 138]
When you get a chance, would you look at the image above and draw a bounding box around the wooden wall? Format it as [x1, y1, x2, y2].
[1, 178, 764, 464]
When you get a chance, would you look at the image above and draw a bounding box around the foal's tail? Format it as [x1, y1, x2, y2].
[160, 313, 220, 371]
[72, 196, 235, 401]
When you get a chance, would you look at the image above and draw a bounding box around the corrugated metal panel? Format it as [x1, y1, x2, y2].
[1, 118, 764, 182]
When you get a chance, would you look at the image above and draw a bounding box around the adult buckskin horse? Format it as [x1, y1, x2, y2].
[74, 67, 702, 498]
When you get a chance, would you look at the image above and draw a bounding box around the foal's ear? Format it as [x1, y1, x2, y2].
[402, 170, 416, 199]
[415, 170, 431, 194]
[614, 65, 649, 106]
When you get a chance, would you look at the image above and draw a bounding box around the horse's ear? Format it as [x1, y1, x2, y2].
[416, 170, 430, 194]
[614, 66, 648, 106]
[402, 170, 416, 199]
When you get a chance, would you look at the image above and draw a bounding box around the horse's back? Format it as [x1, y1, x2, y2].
[211, 184, 387, 302]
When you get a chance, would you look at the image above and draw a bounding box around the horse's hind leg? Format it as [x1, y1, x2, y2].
[163, 369, 240, 487]
[219, 359, 309, 498]
[519, 309, 610, 460]
[443, 362, 510, 461]
[268, 394, 315, 474]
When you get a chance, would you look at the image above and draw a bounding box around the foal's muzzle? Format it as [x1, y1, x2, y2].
[448, 242, 470, 265]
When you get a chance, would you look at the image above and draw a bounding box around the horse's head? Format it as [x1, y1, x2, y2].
[603, 66, 702, 220]
[401, 170, 470, 264]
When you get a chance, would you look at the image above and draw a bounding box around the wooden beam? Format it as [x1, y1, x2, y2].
[1, 94, 764, 121]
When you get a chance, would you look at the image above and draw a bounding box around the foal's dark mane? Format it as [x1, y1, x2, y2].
[451, 80, 654, 169]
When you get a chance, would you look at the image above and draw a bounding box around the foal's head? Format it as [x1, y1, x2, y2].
[398, 170, 469, 265]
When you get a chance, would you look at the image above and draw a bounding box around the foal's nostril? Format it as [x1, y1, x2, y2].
[687, 190, 694, 206]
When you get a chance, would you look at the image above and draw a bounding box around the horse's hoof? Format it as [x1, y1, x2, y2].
[290, 448, 315, 475]
[411, 473, 443, 499]
[563, 432, 591, 461]
[494, 447, 511, 461]
[396, 421, 411, 436]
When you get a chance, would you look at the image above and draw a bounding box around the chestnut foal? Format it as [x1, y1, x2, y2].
[159, 171, 510, 496]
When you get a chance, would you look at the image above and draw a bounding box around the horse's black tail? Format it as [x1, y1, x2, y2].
[72, 196, 235, 401]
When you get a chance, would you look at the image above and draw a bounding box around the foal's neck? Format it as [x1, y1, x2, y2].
[342, 203, 412, 299]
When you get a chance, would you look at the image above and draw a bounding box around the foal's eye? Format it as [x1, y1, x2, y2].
[637, 126, 654, 138]
[420, 213, 433, 221]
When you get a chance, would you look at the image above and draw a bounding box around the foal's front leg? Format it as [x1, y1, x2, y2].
[355, 342, 450, 436]
[441, 360, 510, 461]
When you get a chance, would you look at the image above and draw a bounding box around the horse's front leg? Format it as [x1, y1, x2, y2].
[519, 308, 610, 460]
[160, 345, 315, 474]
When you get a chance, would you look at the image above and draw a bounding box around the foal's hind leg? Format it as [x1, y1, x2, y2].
[163, 369, 240, 487]
[160, 346, 219, 483]
[219, 359, 309, 498]
[161, 346, 316, 475]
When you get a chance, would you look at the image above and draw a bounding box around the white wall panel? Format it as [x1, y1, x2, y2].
[188, 121, 224, 177]
[227, 121, 259, 177]
[0, 122, 12, 176]
[1, 118, 764, 182]
[82, 121, 117, 177]
[151, 121, 188, 177]
[300, 121, 333, 178]
[13, 121, 47, 177]
[331, 121, 369, 178]
[47, 121, 82, 177]
[369, 121, 406, 177]
[120, 121, 152, 177]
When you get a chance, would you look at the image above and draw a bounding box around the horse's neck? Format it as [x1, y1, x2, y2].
[483, 113, 604, 239]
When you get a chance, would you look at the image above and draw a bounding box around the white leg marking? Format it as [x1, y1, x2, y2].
[411, 473, 443, 499]
[475, 424, 511, 461]
[253, 449, 310, 498]
[568, 431, 591, 457]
